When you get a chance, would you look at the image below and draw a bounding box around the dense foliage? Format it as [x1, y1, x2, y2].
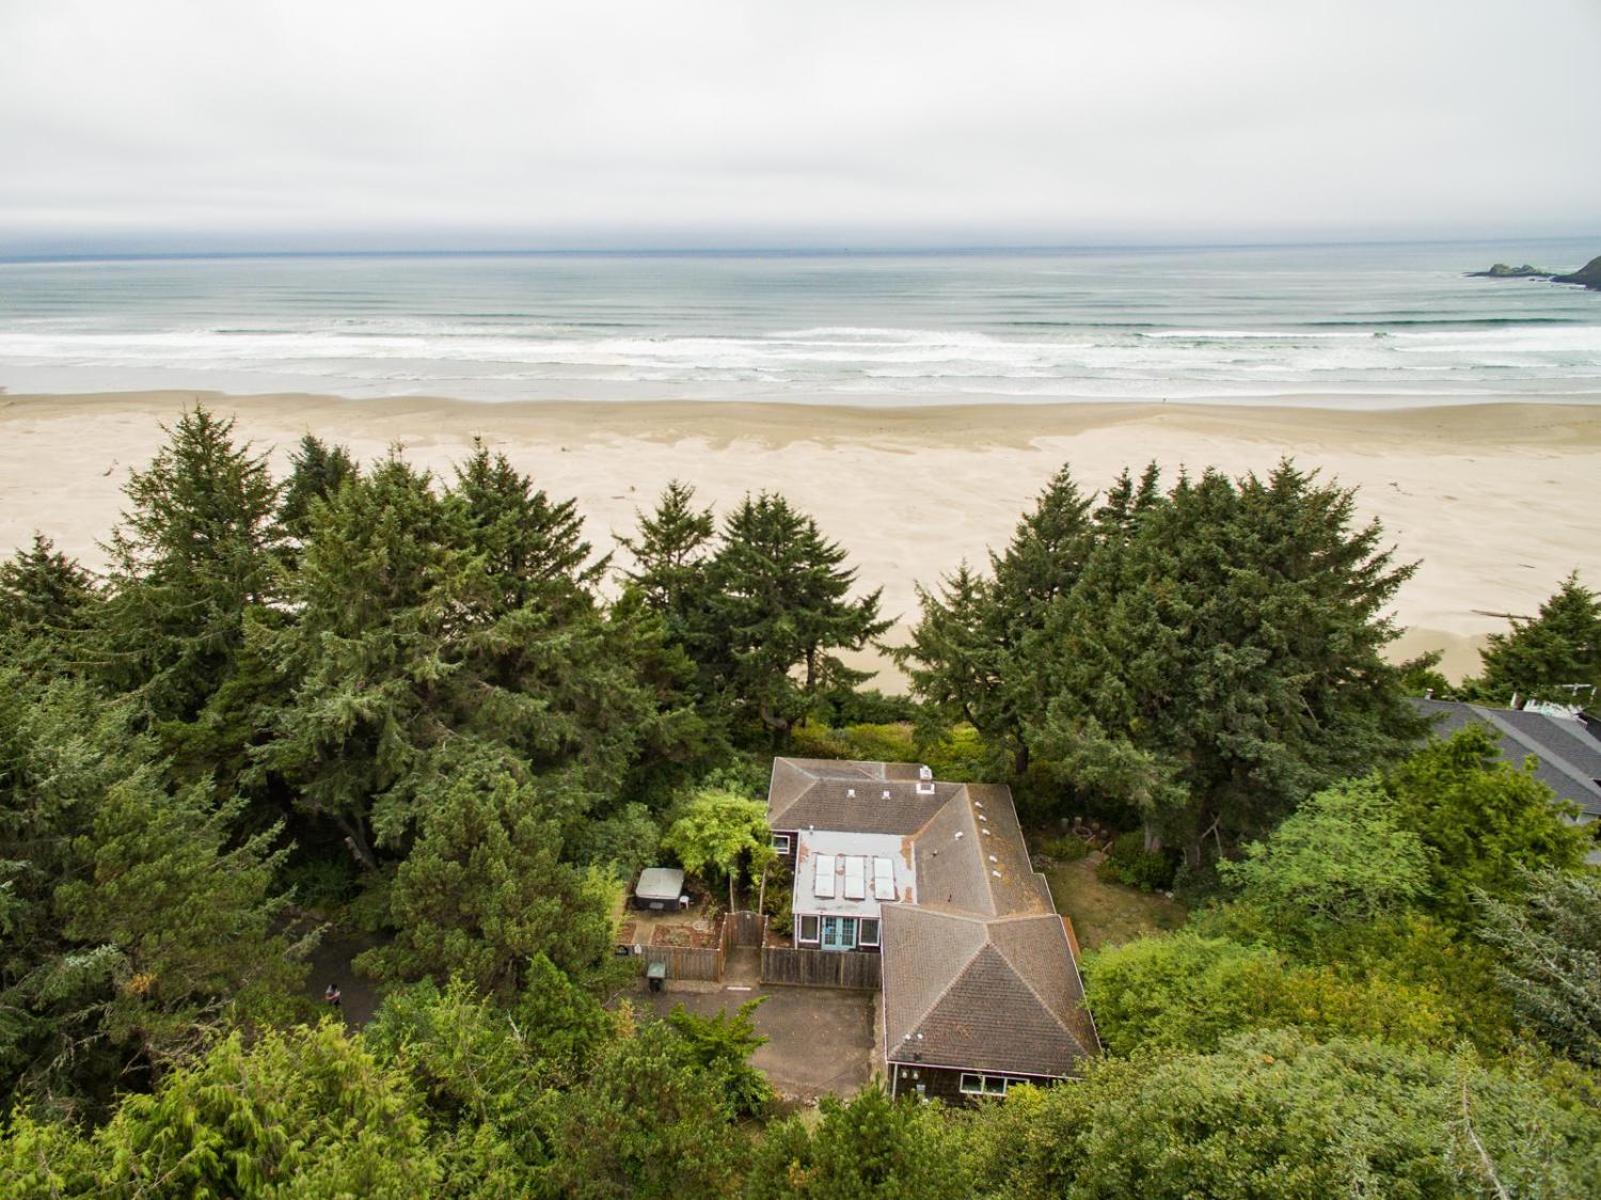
[900, 460, 1424, 862]
[3, 415, 1598, 1195]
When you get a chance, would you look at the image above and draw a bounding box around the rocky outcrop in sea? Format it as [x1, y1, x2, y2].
[1551, 256, 1601, 291]
[1467, 263, 1552, 278]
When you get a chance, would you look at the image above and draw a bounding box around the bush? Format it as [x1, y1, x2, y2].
[1097, 831, 1178, 892]
[1039, 834, 1092, 863]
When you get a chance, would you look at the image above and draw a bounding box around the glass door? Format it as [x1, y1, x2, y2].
[821, 916, 858, 951]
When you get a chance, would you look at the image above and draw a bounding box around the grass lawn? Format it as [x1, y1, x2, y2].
[1045, 857, 1187, 951]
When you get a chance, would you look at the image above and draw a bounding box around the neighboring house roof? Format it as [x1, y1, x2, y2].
[1412, 699, 1601, 819]
[769, 756, 1100, 1080]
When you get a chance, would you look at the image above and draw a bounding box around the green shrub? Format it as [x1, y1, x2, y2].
[1039, 834, 1093, 863]
[1097, 831, 1179, 892]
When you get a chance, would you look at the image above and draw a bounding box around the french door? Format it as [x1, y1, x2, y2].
[821, 916, 858, 951]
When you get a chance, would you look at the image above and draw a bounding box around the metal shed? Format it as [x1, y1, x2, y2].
[632, 867, 687, 911]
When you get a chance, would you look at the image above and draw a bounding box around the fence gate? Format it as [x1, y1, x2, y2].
[726, 910, 768, 948]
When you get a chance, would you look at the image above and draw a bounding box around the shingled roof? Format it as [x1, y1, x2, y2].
[767, 757, 958, 836]
[881, 908, 1097, 1077]
[768, 757, 1100, 1080]
[1413, 699, 1601, 819]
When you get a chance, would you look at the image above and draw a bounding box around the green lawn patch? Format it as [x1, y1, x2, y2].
[1045, 857, 1188, 951]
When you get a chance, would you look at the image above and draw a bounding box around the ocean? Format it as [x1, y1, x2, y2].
[0, 239, 1597, 406]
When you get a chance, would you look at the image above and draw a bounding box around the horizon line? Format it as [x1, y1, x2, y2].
[2, 232, 1598, 267]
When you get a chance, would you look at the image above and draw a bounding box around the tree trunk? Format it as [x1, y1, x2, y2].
[335, 811, 378, 871]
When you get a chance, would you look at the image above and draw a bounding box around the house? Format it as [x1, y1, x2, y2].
[767, 757, 1100, 1102]
[1412, 698, 1601, 864]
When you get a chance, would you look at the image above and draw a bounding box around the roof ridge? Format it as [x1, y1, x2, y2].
[893, 912, 990, 1045]
[985, 917, 1089, 1053]
[1475, 707, 1601, 797]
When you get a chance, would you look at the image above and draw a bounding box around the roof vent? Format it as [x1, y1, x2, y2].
[846, 788, 855, 798]
[882, 790, 891, 800]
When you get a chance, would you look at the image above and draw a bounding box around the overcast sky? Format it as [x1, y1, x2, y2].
[2, 0, 1597, 254]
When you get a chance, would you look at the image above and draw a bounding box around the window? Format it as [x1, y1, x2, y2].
[798, 915, 820, 944]
[959, 1073, 1014, 1098]
[771, 833, 791, 855]
[859, 918, 881, 947]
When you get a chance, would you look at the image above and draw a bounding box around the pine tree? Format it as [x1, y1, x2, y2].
[895, 563, 1000, 733]
[357, 748, 615, 996]
[0, 534, 96, 676]
[1029, 461, 1421, 857]
[0, 670, 302, 1117]
[260, 450, 660, 866]
[450, 438, 602, 608]
[277, 432, 358, 540]
[901, 465, 1097, 773]
[94, 406, 282, 724]
[618, 479, 717, 640]
[711, 492, 888, 734]
[1478, 571, 1601, 706]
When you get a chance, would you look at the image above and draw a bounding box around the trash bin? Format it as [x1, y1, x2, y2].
[646, 961, 667, 993]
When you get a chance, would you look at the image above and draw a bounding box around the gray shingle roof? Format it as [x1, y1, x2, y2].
[767, 758, 958, 835]
[881, 908, 1097, 1078]
[1412, 699, 1601, 819]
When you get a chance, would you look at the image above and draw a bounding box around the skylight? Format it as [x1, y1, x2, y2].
[843, 856, 867, 900]
[872, 857, 896, 900]
[814, 853, 837, 899]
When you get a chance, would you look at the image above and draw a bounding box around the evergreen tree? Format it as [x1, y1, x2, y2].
[900, 466, 1098, 773]
[357, 749, 616, 996]
[1028, 461, 1421, 857]
[450, 438, 603, 606]
[94, 406, 282, 725]
[1477, 867, 1601, 1067]
[895, 564, 1002, 740]
[0, 670, 302, 1117]
[256, 453, 466, 867]
[259, 450, 661, 866]
[711, 492, 888, 735]
[0, 534, 96, 676]
[277, 432, 358, 541]
[1478, 571, 1601, 706]
[618, 480, 716, 625]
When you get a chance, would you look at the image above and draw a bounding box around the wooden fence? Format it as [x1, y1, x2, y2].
[634, 943, 723, 982]
[761, 946, 881, 990]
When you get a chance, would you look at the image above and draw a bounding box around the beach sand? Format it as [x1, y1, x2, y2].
[3, 390, 1598, 686]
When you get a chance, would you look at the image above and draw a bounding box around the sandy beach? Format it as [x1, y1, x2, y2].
[3, 390, 1598, 686]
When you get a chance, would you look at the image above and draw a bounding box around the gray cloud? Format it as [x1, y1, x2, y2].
[3, 0, 1598, 252]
